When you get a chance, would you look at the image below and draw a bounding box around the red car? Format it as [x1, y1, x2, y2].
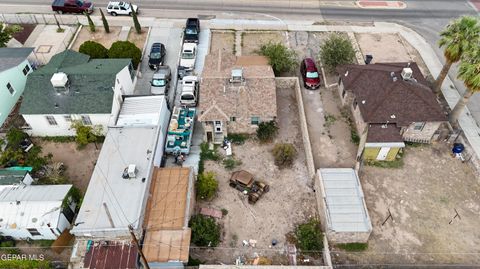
[300, 58, 321, 90]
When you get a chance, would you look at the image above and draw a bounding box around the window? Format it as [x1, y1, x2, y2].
[27, 228, 41, 236]
[22, 64, 31, 75]
[251, 116, 260, 125]
[6, 83, 15, 95]
[46, 116, 57, 125]
[230, 116, 236, 122]
[81, 115, 92, 125]
[413, 122, 425, 131]
[353, 99, 358, 110]
[64, 115, 72, 122]
[214, 121, 222, 133]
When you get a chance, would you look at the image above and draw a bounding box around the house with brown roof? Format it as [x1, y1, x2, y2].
[337, 62, 447, 161]
[198, 50, 277, 144]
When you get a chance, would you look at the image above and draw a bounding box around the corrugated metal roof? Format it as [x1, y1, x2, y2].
[0, 185, 72, 229]
[0, 170, 27, 185]
[318, 168, 372, 233]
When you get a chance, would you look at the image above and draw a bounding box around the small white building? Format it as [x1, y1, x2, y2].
[0, 184, 75, 240]
[314, 168, 372, 243]
[20, 50, 135, 136]
[71, 96, 170, 239]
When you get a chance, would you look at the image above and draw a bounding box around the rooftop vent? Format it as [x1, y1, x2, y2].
[401, 67, 413, 80]
[122, 164, 137, 179]
[51, 72, 68, 88]
[230, 68, 244, 83]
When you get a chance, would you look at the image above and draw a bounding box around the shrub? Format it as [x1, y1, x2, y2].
[196, 172, 218, 200]
[226, 133, 249, 145]
[0, 22, 22, 47]
[221, 208, 228, 216]
[198, 143, 220, 174]
[0, 259, 52, 268]
[71, 121, 103, 149]
[99, 8, 109, 33]
[108, 41, 142, 69]
[85, 12, 95, 32]
[320, 33, 356, 72]
[256, 120, 278, 143]
[6, 128, 28, 148]
[272, 143, 297, 167]
[187, 256, 203, 266]
[350, 129, 360, 145]
[24, 146, 51, 172]
[295, 218, 324, 252]
[222, 157, 242, 170]
[189, 215, 221, 247]
[259, 41, 297, 75]
[131, 8, 141, 34]
[79, 41, 108, 59]
[336, 242, 368, 251]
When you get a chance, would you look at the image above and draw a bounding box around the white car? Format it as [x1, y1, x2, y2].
[106, 1, 138, 16]
[179, 43, 197, 71]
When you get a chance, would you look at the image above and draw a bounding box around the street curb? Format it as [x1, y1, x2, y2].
[356, 1, 407, 9]
[67, 24, 82, 50]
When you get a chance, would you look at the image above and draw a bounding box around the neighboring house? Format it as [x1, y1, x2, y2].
[337, 63, 447, 161]
[0, 48, 34, 128]
[0, 169, 34, 192]
[20, 50, 135, 136]
[314, 168, 372, 243]
[70, 96, 170, 240]
[199, 51, 277, 144]
[143, 167, 194, 269]
[0, 184, 75, 240]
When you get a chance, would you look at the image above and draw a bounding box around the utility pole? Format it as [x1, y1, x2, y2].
[128, 224, 150, 269]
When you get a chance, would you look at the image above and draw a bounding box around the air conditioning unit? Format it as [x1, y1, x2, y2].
[127, 164, 137, 178]
[401, 68, 413, 80]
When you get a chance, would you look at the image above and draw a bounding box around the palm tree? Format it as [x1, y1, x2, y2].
[433, 16, 480, 94]
[449, 48, 480, 128]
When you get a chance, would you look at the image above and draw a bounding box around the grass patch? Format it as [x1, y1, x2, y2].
[38, 136, 76, 143]
[365, 151, 404, 168]
[198, 142, 220, 174]
[222, 157, 242, 170]
[324, 113, 337, 127]
[336, 242, 368, 251]
[405, 141, 424, 147]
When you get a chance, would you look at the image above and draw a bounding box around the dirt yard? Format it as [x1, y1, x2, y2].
[355, 33, 432, 80]
[210, 31, 235, 54]
[332, 143, 480, 265]
[241, 31, 287, 55]
[191, 86, 319, 265]
[71, 26, 122, 51]
[127, 27, 148, 51]
[35, 140, 101, 192]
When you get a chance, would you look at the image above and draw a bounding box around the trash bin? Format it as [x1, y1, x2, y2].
[452, 143, 464, 154]
[365, 54, 373, 64]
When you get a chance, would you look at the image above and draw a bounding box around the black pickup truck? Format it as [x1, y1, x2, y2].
[184, 18, 200, 43]
[52, 0, 94, 14]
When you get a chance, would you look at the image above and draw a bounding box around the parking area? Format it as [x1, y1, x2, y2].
[191, 85, 318, 265]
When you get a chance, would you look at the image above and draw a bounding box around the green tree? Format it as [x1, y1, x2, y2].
[108, 40, 142, 69]
[79, 41, 108, 59]
[99, 8, 110, 33]
[256, 120, 278, 143]
[320, 33, 356, 72]
[449, 47, 480, 127]
[272, 143, 297, 168]
[259, 41, 297, 75]
[71, 121, 102, 149]
[189, 215, 221, 247]
[0, 23, 22, 47]
[196, 171, 218, 200]
[131, 7, 141, 34]
[434, 16, 480, 94]
[6, 128, 28, 148]
[295, 218, 323, 252]
[85, 11, 95, 32]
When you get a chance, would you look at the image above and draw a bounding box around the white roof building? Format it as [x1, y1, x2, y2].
[315, 168, 372, 243]
[0, 184, 73, 240]
[71, 96, 170, 238]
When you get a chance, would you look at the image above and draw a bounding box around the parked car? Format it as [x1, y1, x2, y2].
[300, 58, 321, 90]
[184, 18, 200, 43]
[180, 76, 199, 107]
[179, 43, 197, 71]
[148, 43, 166, 70]
[151, 66, 171, 95]
[106, 1, 138, 16]
[52, 0, 94, 14]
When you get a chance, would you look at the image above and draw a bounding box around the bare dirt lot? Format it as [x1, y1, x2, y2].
[241, 31, 287, 55]
[191, 86, 319, 265]
[355, 33, 432, 80]
[210, 31, 235, 54]
[35, 140, 101, 192]
[332, 143, 480, 265]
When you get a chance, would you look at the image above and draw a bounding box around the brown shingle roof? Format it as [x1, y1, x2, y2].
[337, 63, 446, 126]
[199, 50, 276, 122]
[366, 124, 403, 143]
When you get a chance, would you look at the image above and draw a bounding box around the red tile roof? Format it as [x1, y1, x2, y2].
[83, 241, 138, 269]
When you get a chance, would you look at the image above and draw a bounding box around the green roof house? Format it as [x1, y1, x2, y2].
[20, 50, 134, 136]
[0, 48, 34, 128]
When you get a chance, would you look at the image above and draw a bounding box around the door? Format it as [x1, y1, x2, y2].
[376, 147, 390, 161]
[206, 131, 213, 143]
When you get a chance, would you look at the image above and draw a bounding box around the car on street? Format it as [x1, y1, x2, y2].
[184, 18, 200, 43]
[179, 43, 197, 71]
[106, 1, 138, 16]
[151, 66, 171, 95]
[300, 58, 321, 90]
[148, 43, 166, 70]
[52, 0, 94, 14]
